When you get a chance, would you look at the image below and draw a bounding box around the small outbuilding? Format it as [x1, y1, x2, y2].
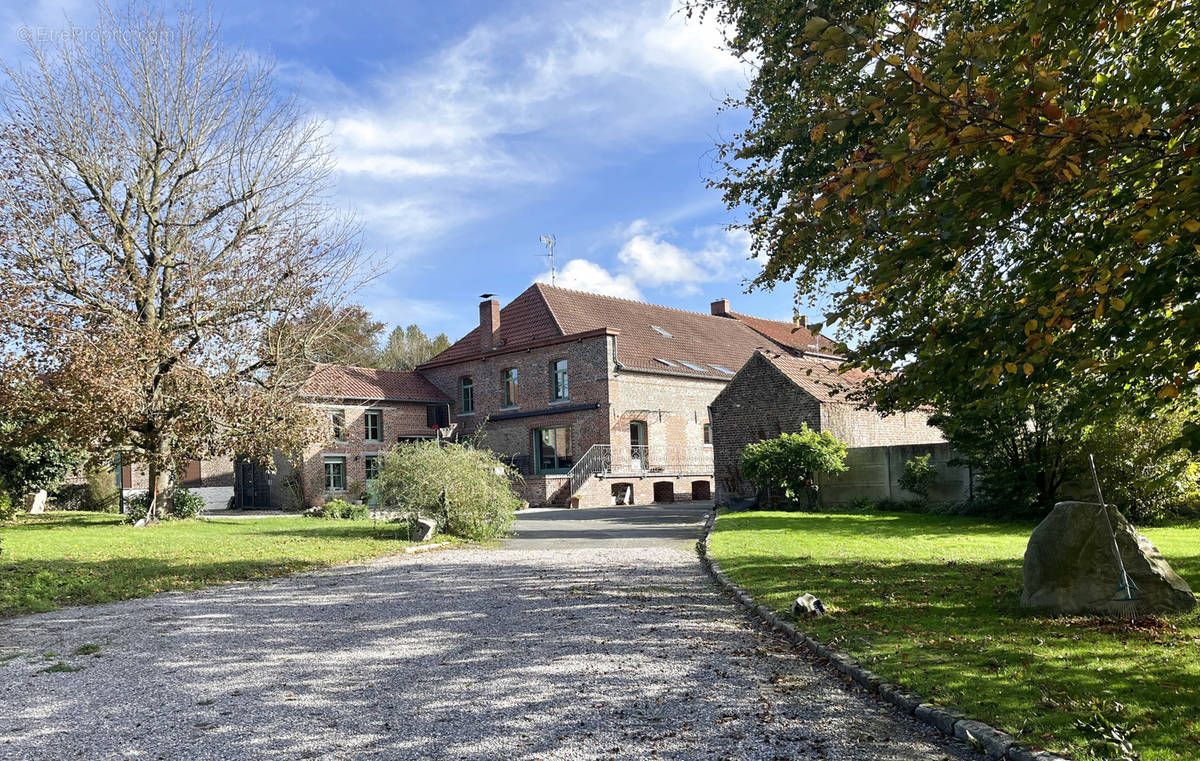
[709, 351, 966, 507]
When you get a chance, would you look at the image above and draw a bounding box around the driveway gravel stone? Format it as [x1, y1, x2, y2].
[0, 507, 979, 760]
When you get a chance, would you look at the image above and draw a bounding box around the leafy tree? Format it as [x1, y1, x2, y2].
[696, 0, 1200, 430]
[380, 324, 452, 370]
[740, 426, 848, 508]
[374, 440, 518, 541]
[929, 391, 1076, 514]
[0, 4, 361, 520]
[0, 412, 85, 500]
[1078, 402, 1200, 523]
[309, 305, 386, 367]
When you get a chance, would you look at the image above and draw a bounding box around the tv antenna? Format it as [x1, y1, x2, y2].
[538, 234, 557, 285]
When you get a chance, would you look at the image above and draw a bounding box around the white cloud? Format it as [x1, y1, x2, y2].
[312, 1, 746, 245]
[535, 258, 642, 300]
[535, 217, 758, 299]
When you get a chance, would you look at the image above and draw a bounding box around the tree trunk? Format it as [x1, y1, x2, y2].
[145, 436, 169, 523]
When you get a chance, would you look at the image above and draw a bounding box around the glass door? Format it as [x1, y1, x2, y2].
[629, 421, 647, 472]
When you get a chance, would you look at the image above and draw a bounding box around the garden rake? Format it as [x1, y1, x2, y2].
[1089, 454, 1142, 619]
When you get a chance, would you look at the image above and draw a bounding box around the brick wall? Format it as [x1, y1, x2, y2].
[819, 404, 945, 448]
[421, 334, 615, 485]
[708, 353, 821, 505]
[608, 370, 720, 470]
[709, 353, 949, 506]
[294, 400, 442, 507]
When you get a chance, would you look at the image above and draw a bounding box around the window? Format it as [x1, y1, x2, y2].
[551, 359, 568, 401]
[651, 325, 674, 338]
[324, 457, 346, 490]
[329, 409, 346, 441]
[703, 423, 712, 445]
[364, 409, 382, 442]
[460, 376, 474, 413]
[364, 455, 380, 481]
[654, 358, 677, 367]
[535, 427, 573, 474]
[426, 404, 449, 429]
[678, 360, 706, 372]
[710, 364, 735, 375]
[502, 367, 519, 407]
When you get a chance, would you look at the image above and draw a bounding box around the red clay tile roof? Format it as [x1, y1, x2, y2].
[421, 286, 564, 366]
[303, 365, 450, 403]
[422, 284, 843, 381]
[728, 311, 838, 354]
[758, 351, 871, 404]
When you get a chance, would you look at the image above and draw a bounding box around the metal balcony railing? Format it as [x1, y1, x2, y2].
[566, 444, 713, 497]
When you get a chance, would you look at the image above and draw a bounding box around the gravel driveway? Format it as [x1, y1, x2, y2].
[0, 505, 978, 760]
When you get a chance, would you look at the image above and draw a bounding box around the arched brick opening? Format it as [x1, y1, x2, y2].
[691, 480, 711, 500]
[652, 481, 675, 503]
[611, 482, 634, 506]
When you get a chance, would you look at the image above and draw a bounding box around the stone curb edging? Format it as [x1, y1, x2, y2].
[696, 512, 1068, 761]
[402, 541, 452, 554]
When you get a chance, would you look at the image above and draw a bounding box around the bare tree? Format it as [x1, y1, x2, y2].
[0, 3, 369, 520]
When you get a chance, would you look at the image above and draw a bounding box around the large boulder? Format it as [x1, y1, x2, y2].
[1021, 501, 1195, 615]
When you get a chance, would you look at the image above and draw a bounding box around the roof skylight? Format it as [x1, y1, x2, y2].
[710, 364, 735, 375]
[651, 325, 674, 338]
[678, 361, 706, 372]
[655, 358, 677, 367]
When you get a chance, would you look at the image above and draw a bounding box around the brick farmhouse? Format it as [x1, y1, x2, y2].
[232, 284, 952, 510]
[237, 365, 451, 509]
[413, 284, 840, 508]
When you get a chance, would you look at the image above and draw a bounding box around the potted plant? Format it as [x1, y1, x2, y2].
[347, 480, 367, 504]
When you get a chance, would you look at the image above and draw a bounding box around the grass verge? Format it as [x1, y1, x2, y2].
[708, 510, 1200, 761]
[0, 511, 434, 617]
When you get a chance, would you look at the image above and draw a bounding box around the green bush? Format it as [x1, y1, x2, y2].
[122, 488, 204, 523]
[0, 491, 17, 521]
[166, 488, 205, 519]
[1078, 405, 1200, 524]
[51, 471, 120, 512]
[898, 454, 937, 502]
[311, 498, 368, 520]
[374, 441, 518, 541]
[123, 492, 152, 524]
[740, 426, 848, 509]
[846, 496, 875, 512]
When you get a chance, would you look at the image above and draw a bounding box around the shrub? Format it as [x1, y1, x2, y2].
[51, 472, 120, 512]
[846, 496, 874, 512]
[51, 483, 90, 511]
[121, 488, 203, 523]
[1078, 405, 1200, 524]
[166, 488, 205, 519]
[374, 441, 519, 541]
[740, 426, 848, 509]
[311, 498, 368, 520]
[123, 492, 152, 524]
[0, 491, 17, 521]
[898, 454, 937, 502]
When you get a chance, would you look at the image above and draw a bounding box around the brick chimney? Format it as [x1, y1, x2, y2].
[479, 298, 500, 351]
[710, 298, 730, 316]
[797, 314, 809, 328]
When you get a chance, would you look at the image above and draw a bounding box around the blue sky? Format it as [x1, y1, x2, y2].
[3, 0, 818, 343]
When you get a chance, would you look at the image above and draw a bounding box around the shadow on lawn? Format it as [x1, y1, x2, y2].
[715, 512, 1200, 758]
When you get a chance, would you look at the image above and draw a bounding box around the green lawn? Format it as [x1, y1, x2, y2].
[0, 511, 431, 617]
[709, 510, 1200, 761]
